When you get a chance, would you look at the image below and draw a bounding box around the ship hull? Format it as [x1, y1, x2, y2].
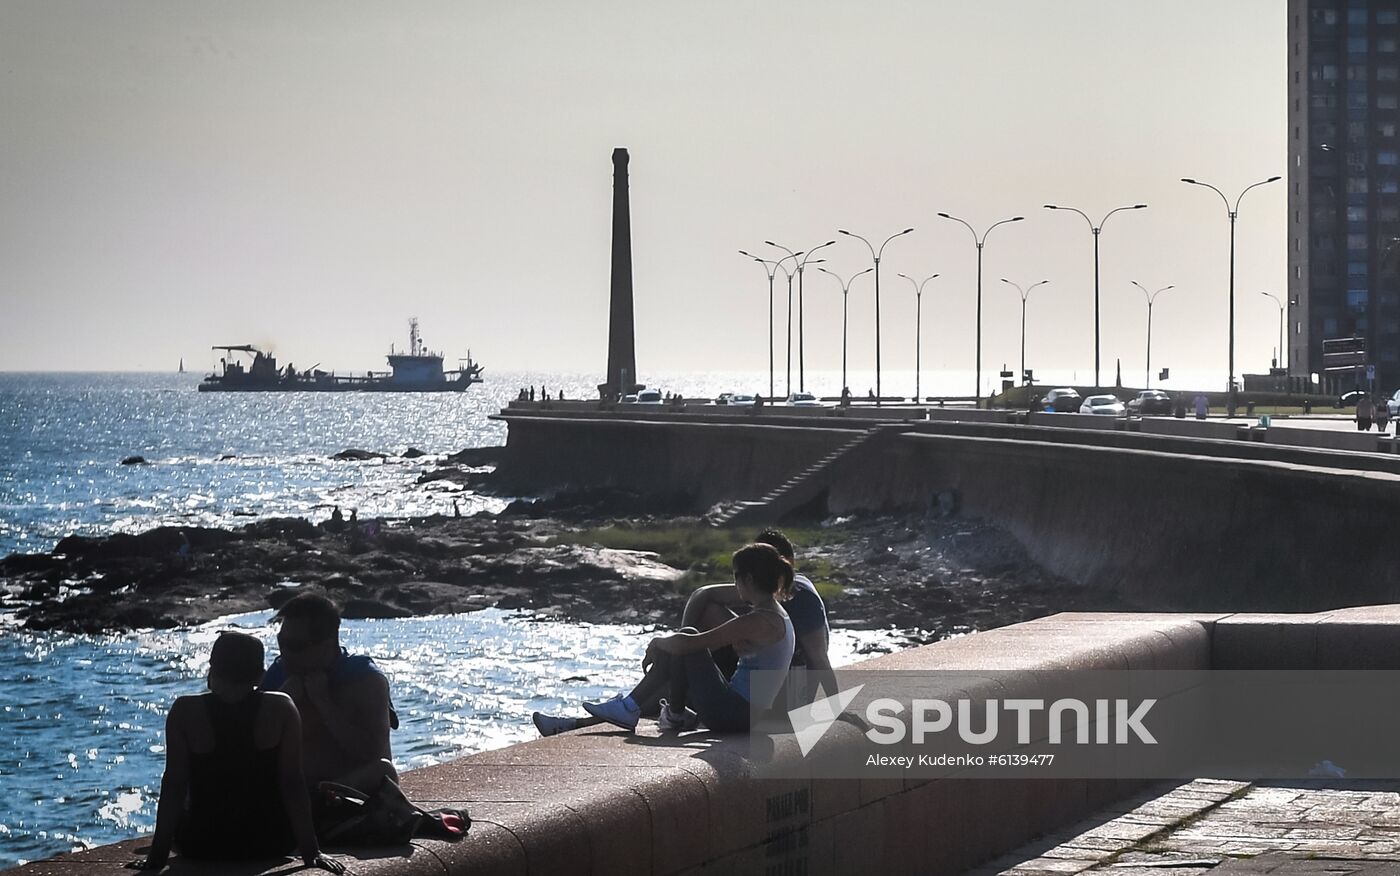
[197, 377, 481, 393]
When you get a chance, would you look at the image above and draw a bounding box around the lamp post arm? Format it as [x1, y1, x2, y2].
[1150, 285, 1175, 306]
[1182, 178, 1231, 213]
[838, 229, 877, 262]
[897, 273, 919, 295]
[920, 274, 941, 294]
[1235, 177, 1281, 212]
[937, 213, 979, 245]
[1046, 204, 1094, 231]
[1099, 203, 1147, 229]
[877, 228, 915, 259]
[984, 216, 1023, 244]
[799, 240, 836, 269]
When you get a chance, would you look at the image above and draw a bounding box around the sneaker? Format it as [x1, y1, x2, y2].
[657, 698, 700, 733]
[532, 712, 578, 737]
[582, 694, 640, 731]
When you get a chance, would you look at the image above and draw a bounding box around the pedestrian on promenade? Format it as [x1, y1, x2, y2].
[1194, 393, 1209, 420]
[1357, 393, 1375, 431]
[1375, 397, 1391, 434]
[130, 631, 343, 873]
[550, 544, 795, 735]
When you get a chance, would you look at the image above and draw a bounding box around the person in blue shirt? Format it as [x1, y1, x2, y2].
[532, 529, 834, 737]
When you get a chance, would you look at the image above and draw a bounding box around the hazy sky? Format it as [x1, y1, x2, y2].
[0, 1, 1285, 390]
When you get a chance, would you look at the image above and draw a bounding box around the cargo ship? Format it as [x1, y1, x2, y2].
[197, 319, 484, 392]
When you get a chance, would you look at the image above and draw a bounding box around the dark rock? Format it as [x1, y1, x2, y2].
[417, 467, 471, 485]
[0, 553, 60, 575]
[121, 456, 149, 466]
[219, 454, 237, 461]
[341, 599, 413, 620]
[444, 446, 505, 466]
[241, 518, 319, 540]
[402, 447, 428, 459]
[332, 449, 386, 461]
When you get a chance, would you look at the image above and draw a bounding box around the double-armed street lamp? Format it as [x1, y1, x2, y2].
[1129, 281, 1175, 389]
[817, 266, 873, 396]
[897, 273, 940, 402]
[838, 227, 914, 406]
[1180, 175, 1281, 410]
[1261, 291, 1284, 371]
[1042, 203, 1147, 391]
[936, 213, 1023, 405]
[739, 248, 803, 399]
[767, 240, 836, 392]
[1000, 278, 1049, 389]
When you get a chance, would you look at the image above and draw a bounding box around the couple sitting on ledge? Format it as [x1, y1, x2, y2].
[131, 593, 401, 874]
[532, 528, 836, 737]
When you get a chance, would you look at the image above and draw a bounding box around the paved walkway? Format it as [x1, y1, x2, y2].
[972, 778, 1400, 876]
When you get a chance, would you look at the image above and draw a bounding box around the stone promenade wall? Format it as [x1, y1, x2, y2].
[19, 607, 1400, 876]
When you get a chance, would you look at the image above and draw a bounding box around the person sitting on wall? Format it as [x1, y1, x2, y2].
[533, 543, 796, 735]
[1357, 392, 1375, 431]
[533, 529, 833, 736]
[129, 631, 344, 873]
[261, 593, 398, 794]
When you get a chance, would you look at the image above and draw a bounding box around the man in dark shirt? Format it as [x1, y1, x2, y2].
[262, 593, 397, 793]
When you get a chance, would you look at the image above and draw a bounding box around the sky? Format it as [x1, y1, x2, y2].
[0, 1, 1286, 392]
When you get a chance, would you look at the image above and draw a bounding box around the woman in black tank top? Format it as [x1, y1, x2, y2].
[129, 632, 344, 873]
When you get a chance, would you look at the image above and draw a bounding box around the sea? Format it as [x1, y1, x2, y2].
[0, 370, 919, 867]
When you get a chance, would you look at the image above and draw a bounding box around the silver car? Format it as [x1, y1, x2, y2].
[1079, 394, 1126, 415]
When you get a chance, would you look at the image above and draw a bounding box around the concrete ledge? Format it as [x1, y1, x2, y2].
[1026, 412, 1124, 430]
[1139, 418, 1246, 440]
[1265, 425, 1387, 453]
[925, 408, 1016, 424]
[26, 607, 1400, 876]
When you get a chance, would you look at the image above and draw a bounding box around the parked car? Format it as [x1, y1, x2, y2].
[1079, 394, 1126, 416]
[1337, 390, 1366, 408]
[1041, 388, 1082, 412]
[729, 393, 757, 406]
[784, 392, 824, 407]
[1387, 389, 1400, 416]
[1126, 390, 1173, 416]
[635, 388, 663, 404]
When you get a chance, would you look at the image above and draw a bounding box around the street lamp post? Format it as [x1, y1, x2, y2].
[767, 240, 835, 392]
[739, 249, 803, 400]
[1181, 175, 1281, 411]
[936, 213, 1024, 405]
[897, 273, 940, 401]
[1000, 278, 1050, 388]
[1130, 281, 1175, 389]
[1042, 202, 1147, 391]
[838, 227, 914, 406]
[817, 266, 873, 395]
[1261, 291, 1284, 371]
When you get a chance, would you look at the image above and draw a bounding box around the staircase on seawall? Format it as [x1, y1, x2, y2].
[704, 423, 893, 528]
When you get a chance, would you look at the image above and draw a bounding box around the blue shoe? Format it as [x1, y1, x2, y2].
[532, 712, 578, 737]
[582, 694, 640, 731]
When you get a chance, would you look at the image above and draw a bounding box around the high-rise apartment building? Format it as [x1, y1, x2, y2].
[1289, 0, 1400, 391]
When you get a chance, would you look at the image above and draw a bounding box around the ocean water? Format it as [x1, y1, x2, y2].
[0, 371, 905, 867]
[0, 608, 897, 866]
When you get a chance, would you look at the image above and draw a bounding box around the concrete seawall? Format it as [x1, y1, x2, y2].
[493, 411, 1400, 613]
[19, 606, 1400, 876]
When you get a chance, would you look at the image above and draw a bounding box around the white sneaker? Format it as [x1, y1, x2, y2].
[657, 698, 700, 733]
[532, 712, 578, 737]
[582, 694, 640, 731]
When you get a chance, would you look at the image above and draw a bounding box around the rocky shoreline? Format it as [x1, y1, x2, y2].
[0, 492, 1130, 639]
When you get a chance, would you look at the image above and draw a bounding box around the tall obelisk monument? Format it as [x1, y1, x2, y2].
[601, 147, 637, 399]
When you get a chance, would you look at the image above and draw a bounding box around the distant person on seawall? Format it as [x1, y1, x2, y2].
[129, 631, 344, 873]
[1356, 393, 1375, 431]
[1194, 393, 1209, 420]
[261, 594, 398, 795]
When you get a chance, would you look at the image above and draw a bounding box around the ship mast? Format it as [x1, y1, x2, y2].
[409, 318, 421, 357]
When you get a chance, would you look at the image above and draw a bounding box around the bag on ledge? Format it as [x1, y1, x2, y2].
[316, 776, 470, 846]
